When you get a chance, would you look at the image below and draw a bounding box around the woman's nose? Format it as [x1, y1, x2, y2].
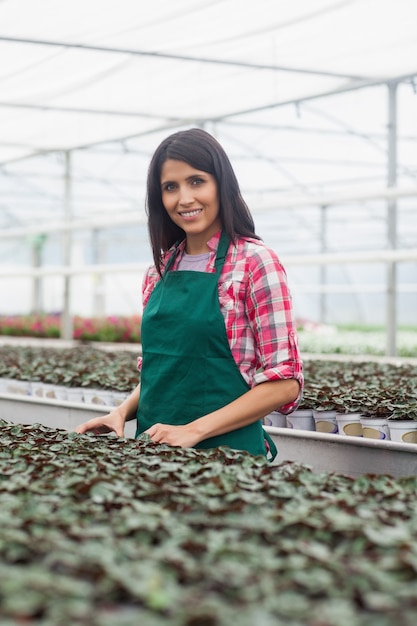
[178, 186, 194, 205]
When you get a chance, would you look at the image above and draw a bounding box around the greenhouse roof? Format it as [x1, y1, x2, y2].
[0, 0, 417, 340]
[1, 0, 416, 163]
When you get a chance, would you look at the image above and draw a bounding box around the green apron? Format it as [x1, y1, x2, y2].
[136, 231, 277, 460]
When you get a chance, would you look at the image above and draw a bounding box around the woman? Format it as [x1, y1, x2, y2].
[76, 128, 303, 460]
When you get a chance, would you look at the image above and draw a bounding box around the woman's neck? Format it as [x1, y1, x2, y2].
[185, 227, 221, 255]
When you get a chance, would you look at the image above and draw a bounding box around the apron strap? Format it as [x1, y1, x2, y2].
[214, 230, 231, 275]
[263, 429, 278, 463]
[162, 240, 183, 276]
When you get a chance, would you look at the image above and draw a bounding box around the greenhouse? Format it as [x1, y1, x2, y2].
[0, 0, 416, 352]
[1, 1, 417, 625]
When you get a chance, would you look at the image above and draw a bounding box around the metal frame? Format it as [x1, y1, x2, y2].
[0, 28, 416, 354]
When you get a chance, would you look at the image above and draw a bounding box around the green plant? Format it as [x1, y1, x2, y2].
[2, 345, 417, 416]
[388, 402, 417, 421]
[2, 420, 417, 624]
[0, 345, 139, 392]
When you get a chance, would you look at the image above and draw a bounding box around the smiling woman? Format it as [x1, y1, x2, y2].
[76, 128, 303, 461]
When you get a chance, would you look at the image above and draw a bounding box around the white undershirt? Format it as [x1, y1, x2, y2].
[177, 251, 210, 272]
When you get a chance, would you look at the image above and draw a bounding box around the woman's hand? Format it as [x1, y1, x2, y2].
[145, 422, 200, 448]
[75, 383, 140, 438]
[75, 408, 126, 438]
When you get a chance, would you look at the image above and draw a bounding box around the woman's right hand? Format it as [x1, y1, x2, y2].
[75, 408, 126, 438]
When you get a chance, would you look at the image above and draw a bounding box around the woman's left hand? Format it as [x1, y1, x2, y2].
[144, 422, 200, 448]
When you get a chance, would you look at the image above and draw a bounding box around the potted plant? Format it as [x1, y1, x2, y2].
[334, 391, 365, 437]
[305, 384, 339, 433]
[387, 403, 417, 443]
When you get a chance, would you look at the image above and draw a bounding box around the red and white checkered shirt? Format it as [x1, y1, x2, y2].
[139, 230, 303, 414]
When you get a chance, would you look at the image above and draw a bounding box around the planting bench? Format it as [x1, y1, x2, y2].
[2, 392, 417, 478]
[0, 392, 136, 439]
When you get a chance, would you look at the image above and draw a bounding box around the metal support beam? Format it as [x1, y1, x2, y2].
[30, 234, 47, 314]
[319, 205, 327, 323]
[386, 82, 398, 356]
[0, 35, 367, 80]
[92, 229, 106, 317]
[60, 151, 73, 341]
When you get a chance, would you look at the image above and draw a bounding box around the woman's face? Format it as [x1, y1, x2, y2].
[160, 159, 222, 253]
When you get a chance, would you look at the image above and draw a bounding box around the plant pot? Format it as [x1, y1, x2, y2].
[30, 381, 44, 397]
[286, 409, 315, 431]
[336, 412, 363, 437]
[82, 388, 114, 406]
[313, 410, 338, 434]
[3, 379, 30, 396]
[360, 417, 390, 440]
[66, 387, 85, 403]
[41, 383, 68, 401]
[388, 420, 417, 444]
[263, 411, 287, 427]
[112, 391, 129, 407]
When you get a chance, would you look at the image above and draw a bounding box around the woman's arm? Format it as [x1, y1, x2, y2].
[75, 383, 140, 437]
[245, 245, 304, 411]
[145, 378, 299, 447]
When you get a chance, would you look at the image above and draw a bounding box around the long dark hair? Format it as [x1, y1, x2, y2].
[146, 128, 260, 275]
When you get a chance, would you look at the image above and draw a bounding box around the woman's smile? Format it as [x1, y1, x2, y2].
[178, 208, 203, 219]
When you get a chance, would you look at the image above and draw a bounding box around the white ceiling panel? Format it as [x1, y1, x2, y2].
[0, 0, 416, 160]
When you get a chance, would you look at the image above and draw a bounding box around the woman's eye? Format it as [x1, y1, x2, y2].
[191, 178, 204, 185]
[163, 183, 176, 192]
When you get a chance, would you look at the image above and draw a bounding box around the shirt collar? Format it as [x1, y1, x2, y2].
[207, 229, 222, 252]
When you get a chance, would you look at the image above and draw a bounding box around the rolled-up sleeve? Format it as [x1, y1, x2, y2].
[246, 248, 304, 413]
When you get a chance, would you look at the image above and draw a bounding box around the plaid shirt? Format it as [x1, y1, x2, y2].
[139, 230, 303, 414]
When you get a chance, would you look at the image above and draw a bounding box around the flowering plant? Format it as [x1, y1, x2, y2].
[73, 315, 141, 343]
[0, 314, 141, 343]
[0, 314, 60, 338]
